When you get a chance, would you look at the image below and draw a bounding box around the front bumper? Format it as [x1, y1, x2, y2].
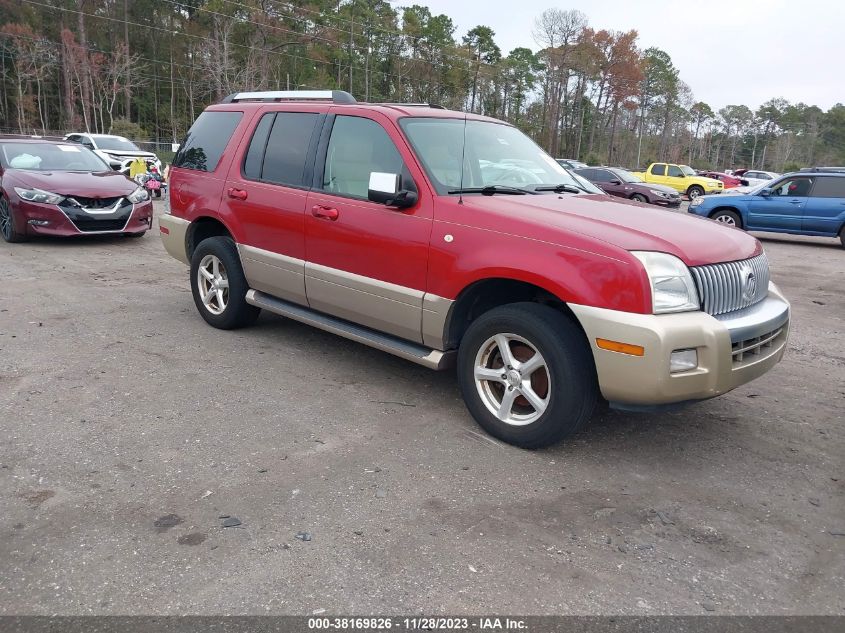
[570, 283, 790, 406]
[16, 199, 153, 236]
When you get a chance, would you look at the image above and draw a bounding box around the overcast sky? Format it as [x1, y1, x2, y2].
[413, 0, 843, 112]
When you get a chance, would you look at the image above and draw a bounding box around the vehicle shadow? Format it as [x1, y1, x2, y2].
[754, 233, 842, 250]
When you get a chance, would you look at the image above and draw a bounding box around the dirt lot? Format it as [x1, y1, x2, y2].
[0, 201, 843, 615]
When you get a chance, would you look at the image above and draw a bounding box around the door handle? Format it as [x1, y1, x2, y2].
[311, 205, 339, 221]
[227, 187, 248, 200]
[789, 200, 803, 204]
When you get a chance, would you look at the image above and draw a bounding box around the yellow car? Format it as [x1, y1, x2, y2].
[631, 163, 724, 199]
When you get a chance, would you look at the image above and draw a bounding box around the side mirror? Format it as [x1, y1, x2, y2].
[760, 188, 772, 197]
[368, 172, 417, 209]
[609, 179, 621, 185]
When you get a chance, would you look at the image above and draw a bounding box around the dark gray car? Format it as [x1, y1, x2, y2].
[575, 167, 681, 207]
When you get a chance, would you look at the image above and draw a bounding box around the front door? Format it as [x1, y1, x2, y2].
[747, 175, 813, 231]
[304, 111, 433, 343]
[803, 175, 845, 235]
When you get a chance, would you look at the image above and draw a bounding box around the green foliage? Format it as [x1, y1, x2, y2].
[585, 152, 602, 166]
[109, 118, 148, 140]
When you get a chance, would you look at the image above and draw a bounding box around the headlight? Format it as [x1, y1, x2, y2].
[14, 187, 65, 204]
[632, 251, 700, 314]
[127, 187, 150, 203]
[649, 189, 668, 197]
[690, 196, 704, 207]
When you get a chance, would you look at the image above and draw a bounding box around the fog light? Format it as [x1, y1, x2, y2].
[27, 219, 49, 226]
[670, 349, 698, 373]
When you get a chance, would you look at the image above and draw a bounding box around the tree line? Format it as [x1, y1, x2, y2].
[1, 0, 843, 171]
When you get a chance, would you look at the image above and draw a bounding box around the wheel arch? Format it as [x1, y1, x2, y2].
[186, 216, 235, 260]
[442, 277, 584, 350]
[708, 205, 745, 228]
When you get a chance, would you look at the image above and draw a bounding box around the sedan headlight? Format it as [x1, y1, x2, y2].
[14, 187, 65, 204]
[649, 189, 669, 197]
[632, 251, 700, 314]
[127, 187, 150, 203]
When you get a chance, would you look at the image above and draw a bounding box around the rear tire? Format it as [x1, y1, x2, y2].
[0, 195, 28, 243]
[711, 209, 742, 228]
[190, 236, 260, 329]
[687, 185, 704, 200]
[630, 193, 648, 203]
[457, 302, 598, 449]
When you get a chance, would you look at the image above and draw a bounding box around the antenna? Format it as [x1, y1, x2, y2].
[458, 110, 468, 205]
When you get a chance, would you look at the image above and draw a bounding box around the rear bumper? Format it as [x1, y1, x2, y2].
[570, 283, 789, 406]
[159, 214, 190, 264]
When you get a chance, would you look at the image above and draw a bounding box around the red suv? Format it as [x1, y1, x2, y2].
[160, 91, 790, 448]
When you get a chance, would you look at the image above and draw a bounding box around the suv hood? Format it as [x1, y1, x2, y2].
[13, 169, 138, 198]
[460, 193, 760, 267]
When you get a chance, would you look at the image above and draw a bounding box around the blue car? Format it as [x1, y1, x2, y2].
[688, 168, 845, 248]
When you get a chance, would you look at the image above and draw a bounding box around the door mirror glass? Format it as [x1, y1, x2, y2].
[367, 172, 417, 208]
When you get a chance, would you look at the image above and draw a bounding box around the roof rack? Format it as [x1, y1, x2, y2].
[799, 166, 845, 173]
[220, 90, 356, 104]
[374, 102, 446, 110]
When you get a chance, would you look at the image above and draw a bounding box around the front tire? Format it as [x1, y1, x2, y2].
[457, 302, 598, 449]
[711, 209, 742, 228]
[687, 185, 704, 200]
[630, 193, 648, 204]
[190, 236, 260, 329]
[839, 225, 845, 249]
[0, 195, 28, 243]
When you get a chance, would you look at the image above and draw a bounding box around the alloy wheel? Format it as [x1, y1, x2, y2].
[715, 214, 737, 226]
[197, 254, 230, 315]
[473, 333, 551, 426]
[0, 198, 11, 240]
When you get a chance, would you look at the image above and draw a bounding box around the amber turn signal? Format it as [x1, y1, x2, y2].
[595, 338, 645, 357]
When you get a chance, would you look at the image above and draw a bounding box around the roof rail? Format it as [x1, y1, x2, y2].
[374, 102, 446, 110]
[799, 166, 845, 173]
[220, 90, 356, 104]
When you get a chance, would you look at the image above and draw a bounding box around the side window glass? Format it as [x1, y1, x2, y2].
[771, 177, 813, 197]
[667, 165, 683, 177]
[652, 164, 666, 176]
[243, 113, 275, 180]
[593, 169, 611, 183]
[262, 112, 320, 187]
[174, 111, 243, 172]
[322, 116, 406, 200]
[808, 177, 845, 198]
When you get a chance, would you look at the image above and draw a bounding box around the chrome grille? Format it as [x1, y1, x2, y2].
[690, 253, 770, 316]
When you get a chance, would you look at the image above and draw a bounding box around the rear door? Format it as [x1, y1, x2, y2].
[304, 110, 433, 343]
[747, 175, 813, 231]
[803, 176, 845, 235]
[219, 106, 324, 306]
[650, 164, 669, 187]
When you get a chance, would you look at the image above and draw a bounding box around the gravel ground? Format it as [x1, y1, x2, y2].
[0, 201, 842, 615]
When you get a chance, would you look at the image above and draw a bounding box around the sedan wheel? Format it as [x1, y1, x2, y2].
[631, 193, 648, 204]
[0, 196, 26, 243]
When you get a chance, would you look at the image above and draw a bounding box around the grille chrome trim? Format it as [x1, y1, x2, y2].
[690, 253, 770, 316]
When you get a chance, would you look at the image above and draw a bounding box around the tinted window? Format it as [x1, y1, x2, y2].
[667, 165, 683, 177]
[810, 176, 845, 198]
[174, 111, 243, 172]
[262, 113, 319, 187]
[323, 116, 405, 199]
[243, 113, 275, 180]
[652, 164, 666, 176]
[574, 168, 595, 180]
[592, 169, 613, 183]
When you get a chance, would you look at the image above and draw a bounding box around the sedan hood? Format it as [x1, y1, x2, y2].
[460, 193, 760, 267]
[100, 149, 157, 159]
[637, 183, 677, 195]
[14, 170, 138, 198]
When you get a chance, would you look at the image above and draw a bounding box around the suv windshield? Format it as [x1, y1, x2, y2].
[95, 136, 140, 152]
[400, 117, 590, 195]
[680, 165, 697, 177]
[0, 142, 109, 171]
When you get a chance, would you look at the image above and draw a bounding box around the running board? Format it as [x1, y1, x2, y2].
[246, 290, 454, 370]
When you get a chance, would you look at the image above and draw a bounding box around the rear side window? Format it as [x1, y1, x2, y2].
[174, 111, 243, 172]
[262, 113, 319, 187]
[810, 176, 845, 198]
[243, 114, 275, 180]
[652, 164, 666, 176]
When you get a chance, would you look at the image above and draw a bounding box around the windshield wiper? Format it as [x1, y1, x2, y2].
[533, 184, 584, 194]
[447, 185, 538, 195]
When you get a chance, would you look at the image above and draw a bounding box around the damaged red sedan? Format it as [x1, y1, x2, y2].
[0, 137, 153, 243]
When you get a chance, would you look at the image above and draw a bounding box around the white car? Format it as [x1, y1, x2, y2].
[740, 170, 780, 187]
[63, 133, 162, 175]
